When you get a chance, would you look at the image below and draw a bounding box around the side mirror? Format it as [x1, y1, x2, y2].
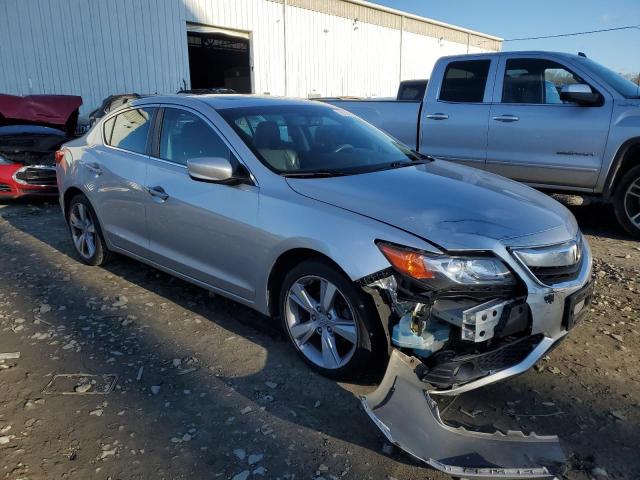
[560, 84, 602, 106]
[187, 156, 249, 185]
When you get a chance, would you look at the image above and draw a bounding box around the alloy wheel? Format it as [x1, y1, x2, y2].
[284, 275, 358, 369]
[624, 177, 640, 230]
[69, 202, 97, 260]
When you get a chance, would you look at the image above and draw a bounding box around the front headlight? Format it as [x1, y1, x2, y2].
[0, 153, 14, 165]
[377, 242, 515, 288]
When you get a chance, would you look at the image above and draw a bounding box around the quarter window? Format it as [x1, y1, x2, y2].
[502, 58, 592, 104]
[103, 108, 153, 154]
[159, 108, 230, 166]
[439, 60, 491, 103]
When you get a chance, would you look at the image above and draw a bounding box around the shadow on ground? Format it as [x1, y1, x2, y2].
[0, 200, 638, 479]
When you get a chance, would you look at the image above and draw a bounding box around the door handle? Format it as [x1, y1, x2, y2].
[84, 162, 102, 175]
[426, 113, 449, 120]
[492, 114, 520, 123]
[147, 186, 169, 201]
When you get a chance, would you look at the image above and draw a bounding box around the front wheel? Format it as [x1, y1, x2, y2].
[613, 164, 640, 238]
[279, 259, 386, 380]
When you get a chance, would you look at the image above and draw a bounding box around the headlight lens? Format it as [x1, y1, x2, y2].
[378, 243, 515, 288]
[0, 153, 13, 165]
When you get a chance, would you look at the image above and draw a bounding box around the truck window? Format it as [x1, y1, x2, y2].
[502, 58, 591, 104]
[439, 60, 490, 103]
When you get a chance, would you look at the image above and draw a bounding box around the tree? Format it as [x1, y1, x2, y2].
[622, 72, 640, 86]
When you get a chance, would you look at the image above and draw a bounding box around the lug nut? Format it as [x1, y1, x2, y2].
[316, 306, 321, 312]
[316, 327, 322, 334]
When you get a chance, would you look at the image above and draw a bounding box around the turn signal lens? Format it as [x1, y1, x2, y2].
[378, 243, 435, 279]
[55, 150, 65, 164]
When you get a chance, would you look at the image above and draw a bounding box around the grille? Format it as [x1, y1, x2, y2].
[422, 335, 542, 388]
[14, 167, 57, 186]
[0, 183, 12, 192]
[513, 237, 584, 286]
[529, 261, 582, 285]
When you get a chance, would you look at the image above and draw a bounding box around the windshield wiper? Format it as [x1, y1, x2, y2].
[411, 150, 435, 162]
[282, 170, 350, 178]
[378, 159, 430, 171]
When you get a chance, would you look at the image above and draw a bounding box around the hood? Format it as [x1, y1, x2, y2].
[0, 94, 82, 131]
[0, 125, 67, 166]
[286, 161, 578, 250]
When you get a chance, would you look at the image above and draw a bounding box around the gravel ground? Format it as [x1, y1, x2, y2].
[0, 200, 638, 480]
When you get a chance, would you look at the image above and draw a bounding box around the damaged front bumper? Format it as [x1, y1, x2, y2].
[362, 349, 565, 479]
[359, 236, 593, 478]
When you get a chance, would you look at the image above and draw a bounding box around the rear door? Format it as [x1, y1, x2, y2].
[89, 106, 154, 256]
[419, 56, 497, 169]
[485, 54, 612, 190]
[144, 106, 260, 301]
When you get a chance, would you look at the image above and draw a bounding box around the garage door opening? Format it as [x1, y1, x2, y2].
[186, 24, 252, 93]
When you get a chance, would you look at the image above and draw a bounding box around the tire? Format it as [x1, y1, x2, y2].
[279, 259, 386, 380]
[613, 164, 640, 238]
[67, 194, 113, 266]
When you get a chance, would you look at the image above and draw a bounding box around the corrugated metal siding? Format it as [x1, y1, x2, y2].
[0, 0, 500, 113]
[283, 4, 400, 97]
[0, 0, 189, 114]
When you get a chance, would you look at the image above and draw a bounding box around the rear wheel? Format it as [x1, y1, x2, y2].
[279, 259, 385, 379]
[613, 164, 640, 238]
[67, 194, 112, 266]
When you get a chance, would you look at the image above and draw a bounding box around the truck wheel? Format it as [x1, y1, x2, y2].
[279, 259, 386, 380]
[613, 164, 640, 238]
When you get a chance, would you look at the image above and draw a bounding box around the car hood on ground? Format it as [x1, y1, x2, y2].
[286, 160, 578, 251]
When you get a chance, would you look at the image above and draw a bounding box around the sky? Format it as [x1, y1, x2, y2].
[375, 0, 640, 75]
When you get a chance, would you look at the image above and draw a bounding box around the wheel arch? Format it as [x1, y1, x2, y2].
[605, 137, 640, 198]
[62, 186, 86, 218]
[266, 248, 352, 318]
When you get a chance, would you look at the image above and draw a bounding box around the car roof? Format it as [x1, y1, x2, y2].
[132, 94, 321, 111]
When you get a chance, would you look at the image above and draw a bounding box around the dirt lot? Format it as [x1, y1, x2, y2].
[0, 200, 638, 480]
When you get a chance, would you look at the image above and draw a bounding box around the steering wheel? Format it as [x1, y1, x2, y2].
[332, 143, 355, 153]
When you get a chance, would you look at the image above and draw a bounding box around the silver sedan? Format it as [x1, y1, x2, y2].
[57, 94, 591, 477]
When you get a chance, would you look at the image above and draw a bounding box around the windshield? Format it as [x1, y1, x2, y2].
[576, 57, 640, 99]
[218, 104, 421, 176]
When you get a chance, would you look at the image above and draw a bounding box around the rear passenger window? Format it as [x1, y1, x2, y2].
[159, 108, 230, 166]
[103, 108, 153, 154]
[439, 60, 491, 103]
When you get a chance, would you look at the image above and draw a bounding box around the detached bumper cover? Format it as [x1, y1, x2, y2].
[362, 349, 565, 479]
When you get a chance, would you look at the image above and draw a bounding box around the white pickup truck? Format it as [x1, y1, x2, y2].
[323, 51, 640, 237]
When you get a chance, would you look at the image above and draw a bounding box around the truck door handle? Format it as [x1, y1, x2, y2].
[426, 113, 449, 120]
[147, 186, 169, 201]
[84, 162, 102, 175]
[492, 114, 520, 123]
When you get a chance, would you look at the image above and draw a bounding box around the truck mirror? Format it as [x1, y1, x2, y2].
[560, 84, 602, 106]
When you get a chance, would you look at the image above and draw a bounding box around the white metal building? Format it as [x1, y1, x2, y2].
[0, 0, 501, 114]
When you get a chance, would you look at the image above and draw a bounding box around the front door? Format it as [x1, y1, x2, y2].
[144, 106, 260, 301]
[485, 55, 612, 190]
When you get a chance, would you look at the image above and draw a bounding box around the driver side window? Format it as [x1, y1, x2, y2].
[502, 58, 593, 105]
[159, 108, 230, 166]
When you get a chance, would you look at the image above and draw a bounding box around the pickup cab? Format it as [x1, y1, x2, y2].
[323, 51, 640, 237]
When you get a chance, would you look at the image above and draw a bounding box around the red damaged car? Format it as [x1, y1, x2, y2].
[0, 94, 82, 198]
